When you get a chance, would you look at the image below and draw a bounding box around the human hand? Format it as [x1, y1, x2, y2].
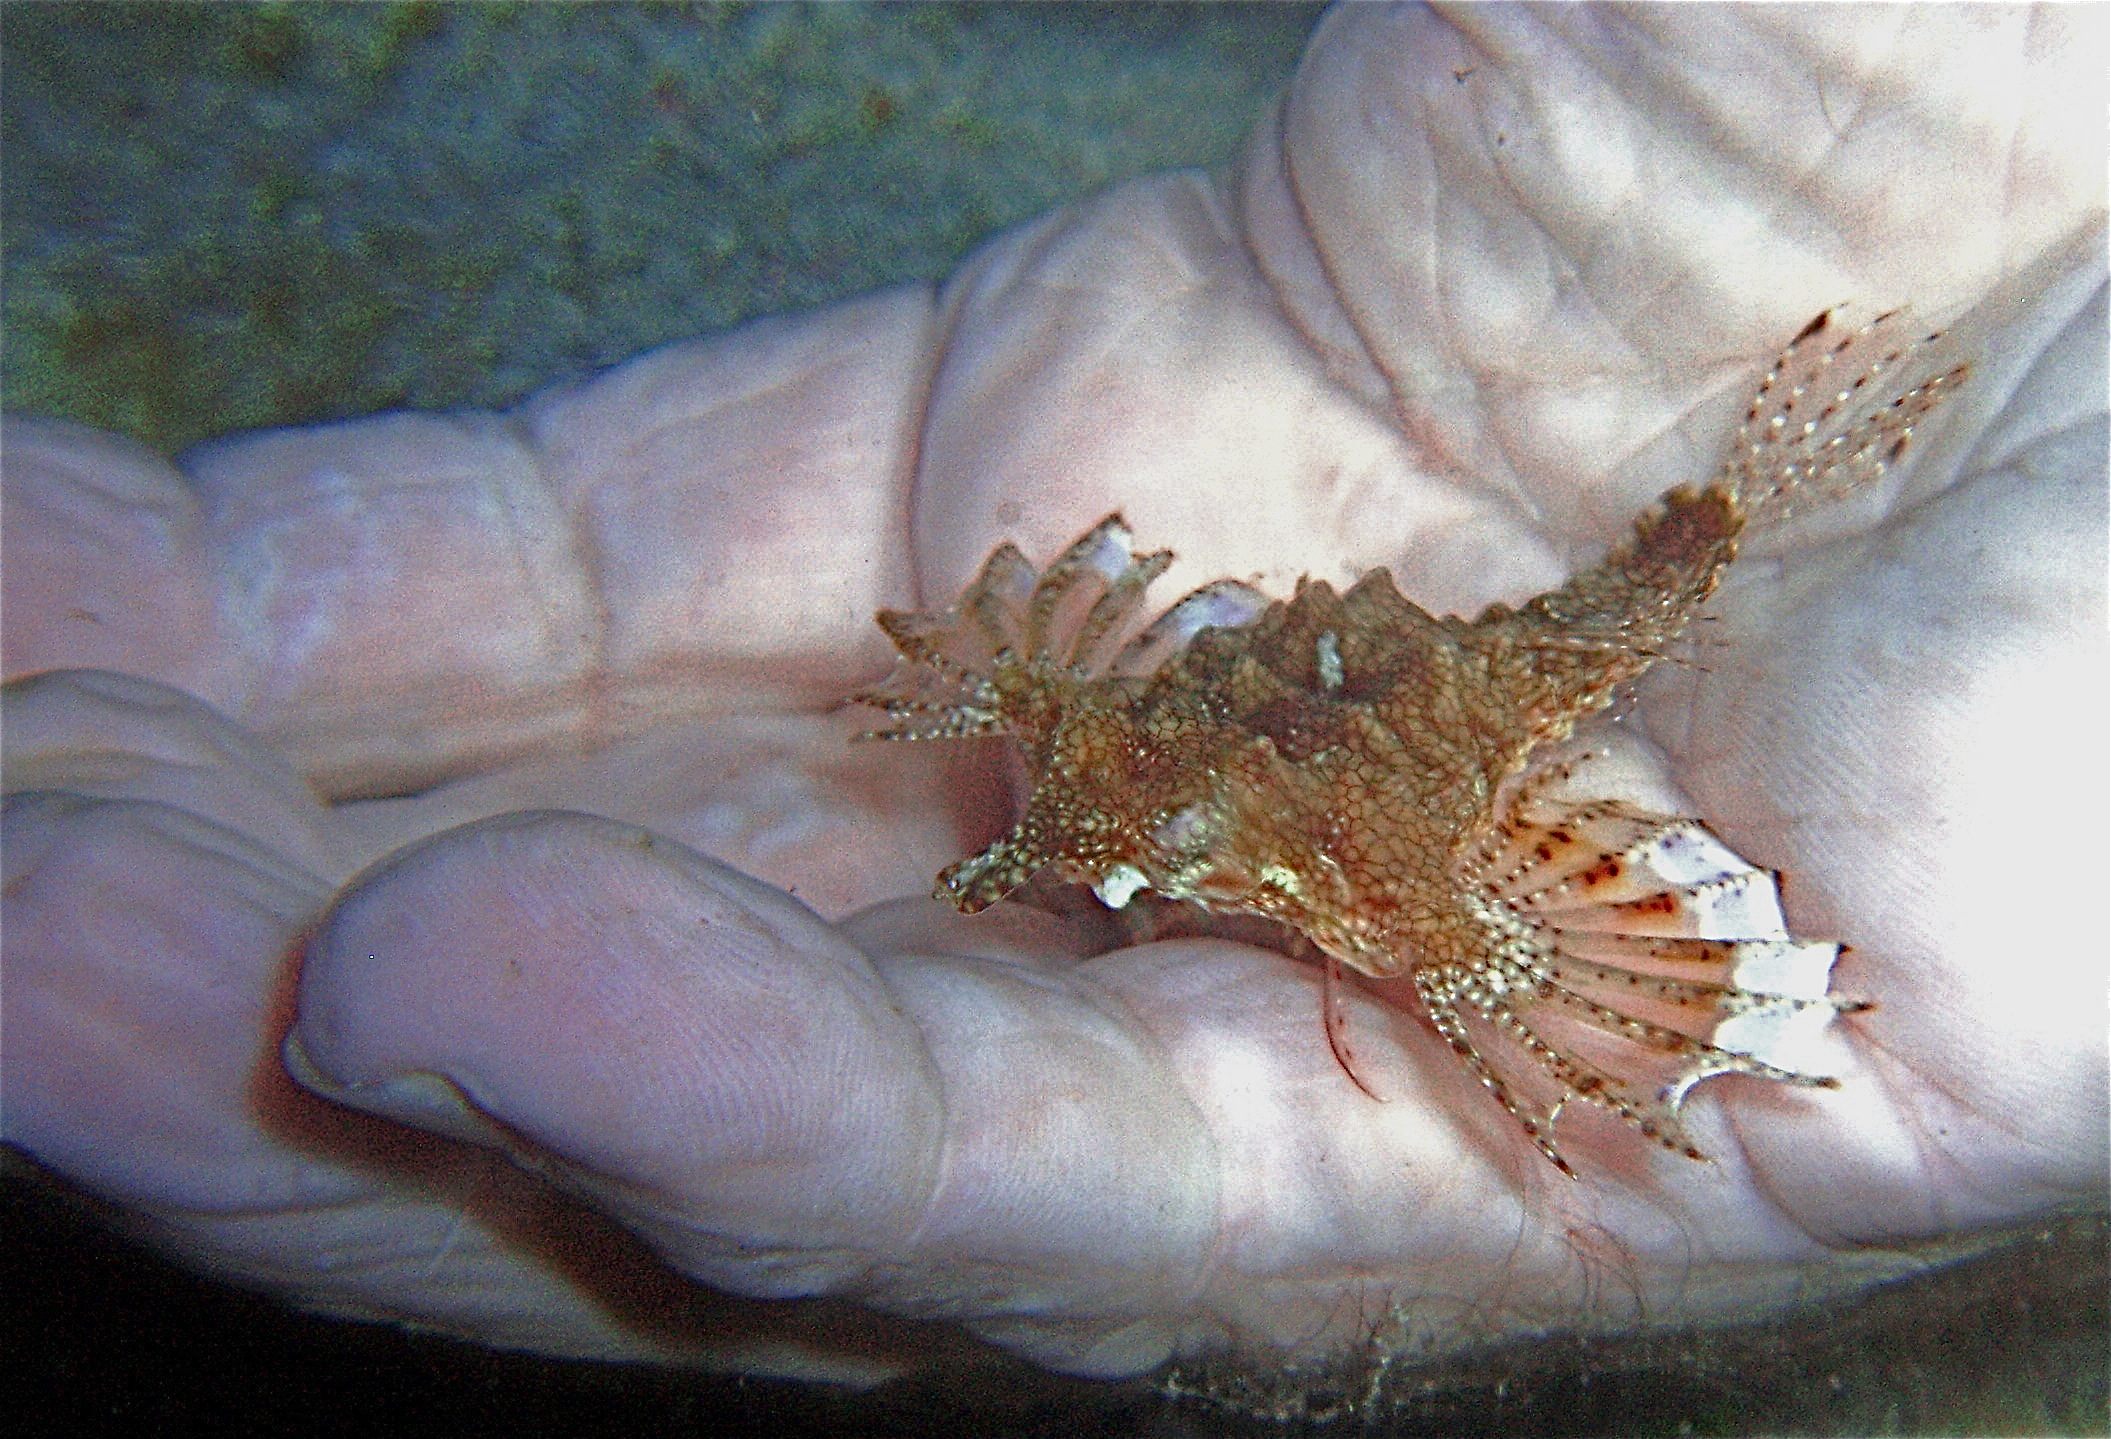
[5, 2, 2103, 1385]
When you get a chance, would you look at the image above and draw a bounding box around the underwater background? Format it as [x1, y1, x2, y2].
[3, 1, 1320, 454]
[3, 4, 2104, 1435]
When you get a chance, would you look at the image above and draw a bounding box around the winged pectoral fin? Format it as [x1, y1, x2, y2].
[1434, 769, 1864, 1168]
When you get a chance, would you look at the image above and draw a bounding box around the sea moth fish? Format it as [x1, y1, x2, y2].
[853, 311, 1968, 1174]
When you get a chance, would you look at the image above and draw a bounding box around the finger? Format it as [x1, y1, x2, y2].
[288, 811, 951, 1290]
[2, 668, 347, 878]
[0, 420, 220, 695]
[4, 287, 932, 798]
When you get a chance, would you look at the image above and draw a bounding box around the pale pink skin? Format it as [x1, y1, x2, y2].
[4, 3, 2105, 1383]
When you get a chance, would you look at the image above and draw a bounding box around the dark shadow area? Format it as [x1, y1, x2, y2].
[8, 1176, 2103, 1437]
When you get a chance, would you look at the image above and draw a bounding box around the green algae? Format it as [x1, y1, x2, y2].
[2, 2, 1319, 456]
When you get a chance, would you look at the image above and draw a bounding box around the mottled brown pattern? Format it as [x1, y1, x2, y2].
[856, 311, 1967, 1172]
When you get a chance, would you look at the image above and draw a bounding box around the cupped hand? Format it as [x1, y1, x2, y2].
[5, 3, 2104, 1382]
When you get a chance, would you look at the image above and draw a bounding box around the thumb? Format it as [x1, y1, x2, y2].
[288, 810, 945, 1298]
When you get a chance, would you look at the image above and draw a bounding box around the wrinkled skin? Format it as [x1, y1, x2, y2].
[4, 2, 2105, 1385]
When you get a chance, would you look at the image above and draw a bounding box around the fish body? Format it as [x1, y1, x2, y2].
[856, 311, 1966, 1172]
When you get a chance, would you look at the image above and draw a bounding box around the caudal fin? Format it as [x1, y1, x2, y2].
[1722, 308, 1969, 526]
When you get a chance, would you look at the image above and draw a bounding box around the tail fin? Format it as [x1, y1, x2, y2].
[1722, 308, 1969, 527]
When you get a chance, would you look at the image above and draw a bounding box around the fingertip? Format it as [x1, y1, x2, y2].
[0, 417, 216, 688]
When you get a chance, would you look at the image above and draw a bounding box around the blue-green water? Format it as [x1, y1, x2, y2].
[2, 1, 1319, 452]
